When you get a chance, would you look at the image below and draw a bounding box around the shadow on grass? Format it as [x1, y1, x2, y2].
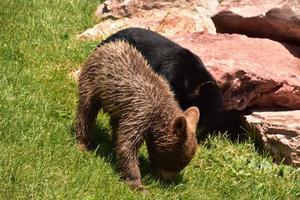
[198, 109, 273, 158]
[198, 110, 250, 144]
[89, 122, 153, 178]
[69, 119, 116, 165]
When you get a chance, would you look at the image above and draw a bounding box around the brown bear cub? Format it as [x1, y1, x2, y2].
[75, 41, 200, 190]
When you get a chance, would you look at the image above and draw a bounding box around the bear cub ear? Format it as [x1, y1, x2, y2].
[173, 116, 188, 138]
[173, 107, 200, 138]
[184, 107, 200, 131]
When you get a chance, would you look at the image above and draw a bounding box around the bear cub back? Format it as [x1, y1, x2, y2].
[75, 41, 200, 190]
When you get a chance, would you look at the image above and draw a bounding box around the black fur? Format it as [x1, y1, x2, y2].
[97, 27, 223, 139]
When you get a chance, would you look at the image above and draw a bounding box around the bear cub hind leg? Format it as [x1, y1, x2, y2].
[75, 94, 101, 150]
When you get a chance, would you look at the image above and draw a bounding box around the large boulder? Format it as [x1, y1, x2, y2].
[212, 0, 300, 45]
[244, 110, 300, 167]
[78, 0, 218, 40]
[171, 32, 300, 111]
[172, 32, 300, 167]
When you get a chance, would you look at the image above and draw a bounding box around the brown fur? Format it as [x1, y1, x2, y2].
[75, 41, 200, 189]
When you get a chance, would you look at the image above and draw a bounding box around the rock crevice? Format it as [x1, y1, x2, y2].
[212, 0, 300, 45]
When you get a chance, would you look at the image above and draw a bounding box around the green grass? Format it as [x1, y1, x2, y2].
[0, 0, 299, 199]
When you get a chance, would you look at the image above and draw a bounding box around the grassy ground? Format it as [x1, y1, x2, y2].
[0, 0, 299, 199]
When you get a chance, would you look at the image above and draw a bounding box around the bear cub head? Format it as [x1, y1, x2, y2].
[146, 106, 200, 181]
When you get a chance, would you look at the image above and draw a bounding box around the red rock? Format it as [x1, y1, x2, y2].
[171, 32, 300, 110]
[212, 0, 300, 45]
[77, 0, 218, 40]
[244, 110, 300, 167]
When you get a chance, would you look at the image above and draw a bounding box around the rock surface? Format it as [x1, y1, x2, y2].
[171, 32, 300, 111]
[244, 110, 300, 167]
[212, 0, 300, 45]
[78, 0, 218, 40]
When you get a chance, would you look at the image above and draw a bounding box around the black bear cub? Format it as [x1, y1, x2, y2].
[76, 41, 200, 190]
[98, 27, 223, 139]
